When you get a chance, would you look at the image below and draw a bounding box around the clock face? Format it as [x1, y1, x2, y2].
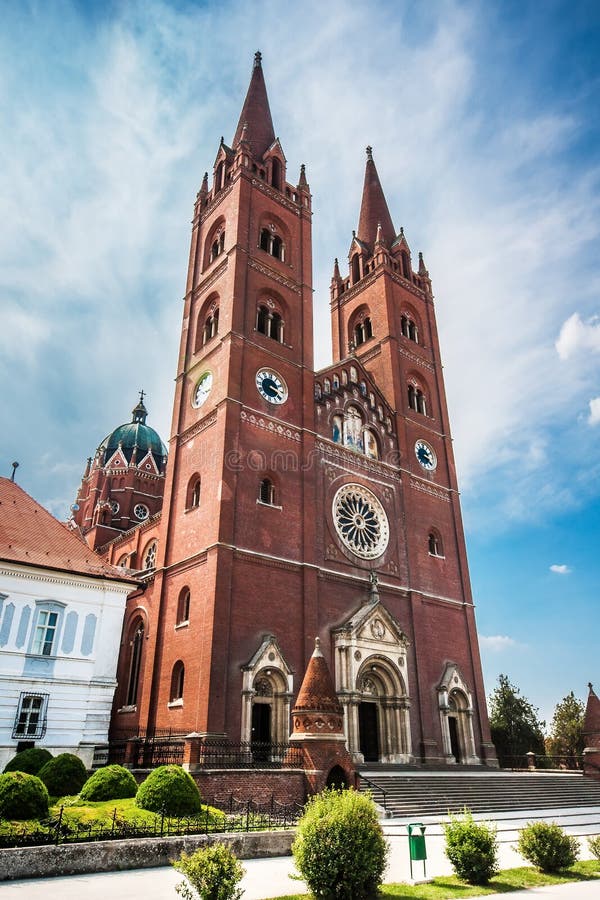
[415, 439, 437, 471]
[193, 371, 213, 408]
[255, 369, 288, 404]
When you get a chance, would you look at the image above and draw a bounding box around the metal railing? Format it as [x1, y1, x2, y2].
[359, 774, 388, 811]
[100, 736, 304, 770]
[499, 753, 584, 771]
[0, 798, 301, 849]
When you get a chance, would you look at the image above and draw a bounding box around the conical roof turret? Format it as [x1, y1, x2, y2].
[232, 52, 276, 159]
[357, 146, 395, 251]
[294, 637, 342, 716]
[584, 683, 600, 741]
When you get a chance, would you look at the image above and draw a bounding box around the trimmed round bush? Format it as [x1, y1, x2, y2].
[136, 765, 202, 816]
[79, 764, 138, 801]
[443, 810, 499, 885]
[517, 821, 579, 872]
[38, 753, 88, 797]
[3, 747, 53, 775]
[292, 788, 388, 899]
[0, 771, 49, 820]
[174, 844, 244, 900]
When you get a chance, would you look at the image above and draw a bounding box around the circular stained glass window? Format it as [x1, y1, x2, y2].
[134, 503, 149, 521]
[110, 500, 120, 516]
[332, 484, 389, 560]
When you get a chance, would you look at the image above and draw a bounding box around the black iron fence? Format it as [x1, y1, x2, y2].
[97, 736, 304, 770]
[0, 797, 301, 849]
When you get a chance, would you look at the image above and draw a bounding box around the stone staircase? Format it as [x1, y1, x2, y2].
[357, 770, 600, 818]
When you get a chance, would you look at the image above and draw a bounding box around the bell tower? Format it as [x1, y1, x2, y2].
[117, 53, 317, 741]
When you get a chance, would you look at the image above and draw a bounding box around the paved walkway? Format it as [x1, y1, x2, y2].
[0, 806, 598, 900]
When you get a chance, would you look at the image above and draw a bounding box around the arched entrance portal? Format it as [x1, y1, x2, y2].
[353, 657, 411, 764]
[438, 664, 480, 765]
[241, 634, 293, 752]
[333, 600, 413, 764]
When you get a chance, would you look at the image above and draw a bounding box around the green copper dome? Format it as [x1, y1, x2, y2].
[99, 394, 167, 471]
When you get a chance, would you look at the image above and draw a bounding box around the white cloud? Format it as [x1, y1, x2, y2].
[556, 313, 600, 361]
[589, 397, 600, 426]
[479, 635, 518, 652]
[550, 564, 571, 575]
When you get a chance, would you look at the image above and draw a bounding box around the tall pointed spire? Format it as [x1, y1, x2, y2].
[232, 51, 276, 159]
[357, 146, 395, 251]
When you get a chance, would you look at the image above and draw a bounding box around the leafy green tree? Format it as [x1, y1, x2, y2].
[546, 691, 585, 758]
[488, 674, 545, 764]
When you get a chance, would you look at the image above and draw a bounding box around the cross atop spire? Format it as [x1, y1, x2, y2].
[357, 146, 395, 251]
[131, 391, 148, 425]
[232, 51, 276, 159]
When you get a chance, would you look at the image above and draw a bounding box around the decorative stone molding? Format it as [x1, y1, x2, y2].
[179, 413, 218, 445]
[248, 257, 301, 294]
[240, 410, 301, 442]
[410, 477, 451, 502]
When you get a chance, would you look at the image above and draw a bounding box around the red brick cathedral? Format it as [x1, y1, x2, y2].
[78, 53, 496, 768]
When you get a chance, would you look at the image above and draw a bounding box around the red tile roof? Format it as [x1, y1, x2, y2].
[0, 477, 138, 584]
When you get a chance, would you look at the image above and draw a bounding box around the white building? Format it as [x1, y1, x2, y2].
[0, 476, 137, 769]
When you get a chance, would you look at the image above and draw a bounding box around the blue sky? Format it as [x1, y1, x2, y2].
[1, 0, 599, 726]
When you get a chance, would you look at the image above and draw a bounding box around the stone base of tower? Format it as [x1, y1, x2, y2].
[287, 734, 357, 794]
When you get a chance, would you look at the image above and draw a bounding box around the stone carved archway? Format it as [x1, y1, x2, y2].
[437, 663, 479, 765]
[241, 634, 293, 745]
[333, 600, 413, 764]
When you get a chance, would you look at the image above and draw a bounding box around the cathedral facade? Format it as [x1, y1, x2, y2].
[81, 53, 496, 768]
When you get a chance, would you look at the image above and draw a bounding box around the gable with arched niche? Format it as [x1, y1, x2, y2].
[240, 634, 294, 748]
[333, 596, 413, 764]
[257, 211, 290, 264]
[195, 292, 220, 352]
[255, 290, 289, 345]
[263, 143, 286, 192]
[202, 216, 226, 271]
[437, 663, 480, 765]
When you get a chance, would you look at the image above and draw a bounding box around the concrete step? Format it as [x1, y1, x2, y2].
[357, 770, 600, 817]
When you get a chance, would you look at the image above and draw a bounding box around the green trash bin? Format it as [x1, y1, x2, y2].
[407, 822, 427, 879]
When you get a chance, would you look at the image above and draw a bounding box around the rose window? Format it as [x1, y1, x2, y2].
[332, 484, 389, 560]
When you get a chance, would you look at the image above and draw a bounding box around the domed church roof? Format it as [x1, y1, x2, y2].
[99, 393, 167, 471]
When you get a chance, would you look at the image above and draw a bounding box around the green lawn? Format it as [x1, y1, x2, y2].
[0, 796, 223, 836]
[268, 861, 600, 900]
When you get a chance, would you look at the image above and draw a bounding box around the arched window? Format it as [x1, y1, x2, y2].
[314, 382, 322, 400]
[259, 478, 276, 505]
[126, 619, 144, 707]
[428, 531, 443, 557]
[332, 414, 343, 444]
[351, 254, 361, 284]
[324, 379, 331, 394]
[401, 314, 418, 343]
[353, 316, 373, 347]
[170, 661, 185, 702]
[177, 588, 190, 624]
[271, 157, 281, 191]
[350, 366, 358, 383]
[202, 308, 219, 345]
[343, 406, 363, 451]
[363, 429, 379, 460]
[341, 370, 348, 386]
[332, 374, 340, 390]
[401, 250, 411, 279]
[256, 304, 284, 342]
[258, 227, 285, 261]
[408, 384, 427, 415]
[142, 541, 157, 571]
[186, 475, 201, 510]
